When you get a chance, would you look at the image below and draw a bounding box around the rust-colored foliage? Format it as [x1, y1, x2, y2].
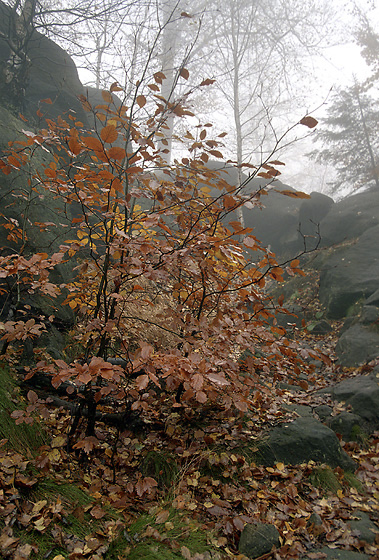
[1, 80, 377, 560]
[0, 78, 313, 448]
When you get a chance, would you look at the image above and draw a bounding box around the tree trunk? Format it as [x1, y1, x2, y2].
[157, 0, 180, 166]
[1, 0, 37, 109]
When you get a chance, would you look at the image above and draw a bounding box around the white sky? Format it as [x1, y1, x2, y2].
[278, 1, 379, 198]
[73, 0, 379, 199]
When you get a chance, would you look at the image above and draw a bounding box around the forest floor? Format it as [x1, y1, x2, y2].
[0, 323, 378, 560]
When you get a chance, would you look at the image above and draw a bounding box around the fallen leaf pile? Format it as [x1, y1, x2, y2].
[1, 334, 379, 559]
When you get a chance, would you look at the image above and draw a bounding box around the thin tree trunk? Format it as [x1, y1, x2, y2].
[158, 0, 180, 166]
[231, 7, 245, 228]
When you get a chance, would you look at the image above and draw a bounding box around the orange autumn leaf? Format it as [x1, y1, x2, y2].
[82, 136, 104, 152]
[107, 146, 126, 160]
[100, 124, 118, 144]
[280, 190, 311, 199]
[68, 137, 82, 155]
[101, 90, 113, 103]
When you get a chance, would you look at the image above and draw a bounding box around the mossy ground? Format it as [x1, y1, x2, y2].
[0, 363, 220, 559]
[0, 360, 377, 559]
[0, 362, 46, 455]
[308, 465, 342, 494]
[110, 509, 216, 560]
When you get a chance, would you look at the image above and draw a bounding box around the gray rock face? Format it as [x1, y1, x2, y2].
[360, 305, 379, 324]
[262, 185, 379, 367]
[314, 405, 333, 422]
[256, 417, 356, 471]
[318, 188, 379, 247]
[318, 225, 379, 319]
[328, 373, 379, 432]
[302, 547, 369, 560]
[328, 412, 363, 441]
[0, 1, 87, 122]
[186, 160, 334, 259]
[335, 324, 379, 367]
[243, 183, 332, 258]
[238, 522, 280, 559]
[347, 510, 378, 544]
[365, 288, 379, 306]
[309, 319, 333, 334]
[299, 191, 334, 239]
[0, 6, 118, 327]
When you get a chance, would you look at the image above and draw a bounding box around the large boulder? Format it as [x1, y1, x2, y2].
[255, 417, 356, 471]
[194, 161, 333, 259]
[299, 191, 334, 238]
[0, 5, 122, 328]
[243, 183, 333, 258]
[0, 1, 87, 123]
[347, 510, 377, 544]
[328, 412, 363, 441]
[0, 107, 76, 325]
[238, 522, 280, 559]
[318, 187, 379, 247]
[325, 371, 379, 433]
[335, 324, 379, 367]
[314, 224, 379, 319]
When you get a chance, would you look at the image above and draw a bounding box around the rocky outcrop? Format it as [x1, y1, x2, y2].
[0, 1, 87, 122]
[255, 417, 356, 471]
[318, 188, 379, 247]
[316, 224, 379, 320]
[322, 369, 379, 435]
[259, 183, 379, 367]
[198, 161, 334, 258]
[0, 2, 114, 331]
[238, 522, 280, 559]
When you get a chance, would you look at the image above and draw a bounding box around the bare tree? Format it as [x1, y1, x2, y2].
[200, 0, 337, 168]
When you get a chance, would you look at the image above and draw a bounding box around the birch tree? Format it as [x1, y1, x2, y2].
[202, 0, 336, 169]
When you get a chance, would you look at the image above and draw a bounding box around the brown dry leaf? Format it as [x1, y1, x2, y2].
[300, 115, 318, 128]
[90, 505, 107, 519]
[280, 190, 311, 199]
[101, 90, 113, 103]
[100, 124, 118, 144]
[155, 509, 170, 524]
[136, 95, 146, 108]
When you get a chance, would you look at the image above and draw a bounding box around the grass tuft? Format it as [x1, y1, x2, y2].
[0, 362, 47, 455]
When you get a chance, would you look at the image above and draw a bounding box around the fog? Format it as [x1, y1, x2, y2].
[3, 0, 379, 199]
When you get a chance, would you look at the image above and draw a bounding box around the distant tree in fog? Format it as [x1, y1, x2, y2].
[309, 84, 379, 194]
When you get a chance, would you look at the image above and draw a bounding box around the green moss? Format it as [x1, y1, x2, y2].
[122, 509, 215, 560]
[350, 424, 369, 445]
[0, 363, 47, 455]
[345, 298, 365, 318]
[343, 471, 364, 493]
[309, 465, 341, 494]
